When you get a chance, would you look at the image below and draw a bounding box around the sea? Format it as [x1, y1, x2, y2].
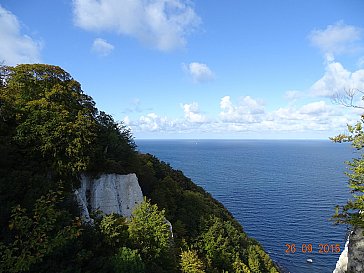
[136, 139, 354, 273]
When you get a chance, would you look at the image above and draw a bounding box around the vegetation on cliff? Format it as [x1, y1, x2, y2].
[331, 113, 364, 230]
[0, 64, 279, 273]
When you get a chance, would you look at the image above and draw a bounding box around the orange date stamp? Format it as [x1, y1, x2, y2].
[285, 243, 341, 254]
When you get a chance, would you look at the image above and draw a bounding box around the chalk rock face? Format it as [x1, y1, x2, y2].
[333, 239, 348, 273]
[347, 227, 364, 273]
[333, 227, 364, 273]
[75, 173, 143, 221]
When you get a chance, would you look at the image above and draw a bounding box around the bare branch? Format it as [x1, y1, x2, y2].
[331, 88, 364, 109]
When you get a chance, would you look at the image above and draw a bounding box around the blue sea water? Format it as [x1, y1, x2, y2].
[136, 139, 354, 273]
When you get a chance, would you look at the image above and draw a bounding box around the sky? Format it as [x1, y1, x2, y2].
[1, 0, 364, 139]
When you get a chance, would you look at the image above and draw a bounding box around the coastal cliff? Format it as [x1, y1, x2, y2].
[347, 228, 364, 272]
[0, 64, 280, 273]
[333, 239, 348, 273]
[333, 228, 364, 273]
[74, 173, 174, 234]
[75, 173, 143, 221]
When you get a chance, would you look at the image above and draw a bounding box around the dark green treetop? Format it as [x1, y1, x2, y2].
[331, 115, 364, 229]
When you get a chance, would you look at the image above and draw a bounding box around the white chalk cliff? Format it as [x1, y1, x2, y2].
[74, 173, 143, 222]
[333, 239, 348, 273]
[333, 227, 364, 273]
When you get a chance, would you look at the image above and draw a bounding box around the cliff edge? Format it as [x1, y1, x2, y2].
[347, 227, 364, 272]
[75, 173, 143, 221]
[333, 227, 364, 273]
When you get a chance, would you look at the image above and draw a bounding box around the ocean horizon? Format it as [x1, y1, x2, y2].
[136, 139, 353, 273]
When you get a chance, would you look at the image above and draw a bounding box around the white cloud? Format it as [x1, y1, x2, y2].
[219, 96, 265, 123]
[308, 22, 364, 101]
[73, 0, 201, 51]
[134, 113, 177, 132]
[0, 5, 41, 65]
[182, 102, 207, 123]
[183, 62, 214, 83]
[284, 90, 303, 102]
[139, 113, 164, 131]
[309, 21, 362, 59]
[123, 115, 131, 126]
[91, 38, 114, 56]
[123, 95, 358, 137]
[125, 99, 357, 137]
[216, 99, 350, 134]
[310, 60, 364, 97]
[299, 101, 331, 115]
[268, 101, 351, 133]
[125, 103, 209, 133]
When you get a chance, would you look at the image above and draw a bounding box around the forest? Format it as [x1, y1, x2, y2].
[0, 64, 279, 273]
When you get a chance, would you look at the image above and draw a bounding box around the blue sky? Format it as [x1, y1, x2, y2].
[1, 0, 364, 139]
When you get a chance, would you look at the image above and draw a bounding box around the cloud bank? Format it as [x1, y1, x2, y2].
[309, 21, 362, 60]
[73, 0, 201, 51]
[0, 5, 41, 65]
[182, 102, 207, 123]
[120, 21, 364, 138]
[310, 60, 364, 97]
[123, 95, 355, 138]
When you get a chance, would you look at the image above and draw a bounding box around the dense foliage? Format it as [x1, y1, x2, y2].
[0, 64, 279, 273]
[0, 188, 82, 273]
[331, 116, 364, 229]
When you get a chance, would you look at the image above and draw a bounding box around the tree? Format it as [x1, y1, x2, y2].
[198, 216, 247, 272]
[111, 247, 145, 273]
[0, 188, 82, 273]
[233, 257, 251, 273]
[128, 198, 173, 270]
[1, 64, 98, 176]
[180, 248, 205, 273]
[331, 116, 364, 229]
[93, 111, 137, 173]
[0, 64, 137, 228]
[150, 176, 181, 220]
[99, 213, 129, 247]
[332, 88, 364, 110]
[247, 246, 264, 273]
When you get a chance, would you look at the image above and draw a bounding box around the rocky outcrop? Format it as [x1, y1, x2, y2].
[75, 173, 143, 222]
[347, 227, 364, 273]
[333, 228, 364, 273]
[333, 239, 348, 273]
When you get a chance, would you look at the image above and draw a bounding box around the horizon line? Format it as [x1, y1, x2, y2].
[134, 138, 332, 141]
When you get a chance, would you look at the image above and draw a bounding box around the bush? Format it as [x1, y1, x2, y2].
[111, 247, 145, 273]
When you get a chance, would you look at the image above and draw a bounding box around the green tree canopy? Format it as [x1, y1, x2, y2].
[128, 198, 173, 270]
[111, 247, 145, 273]
[180, 248, 205, 273]
[1, 64, 98, 175]
[331, 115, 364, 229]
[0, 188, 82, 273]
[198, 216, 247, 272]
[0, 64, 136, 178]
[0, 64, 136, 218]
[0, 64, 138, 272]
